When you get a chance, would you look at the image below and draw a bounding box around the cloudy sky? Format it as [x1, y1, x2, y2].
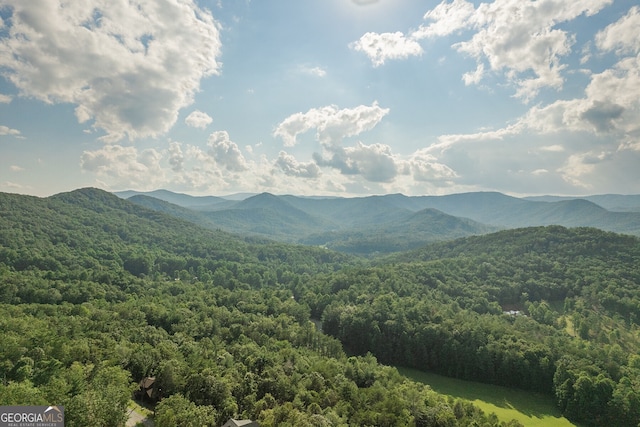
[1, 0, 639, 197]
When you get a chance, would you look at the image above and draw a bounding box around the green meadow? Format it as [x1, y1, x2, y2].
[398, 367, 577, 427]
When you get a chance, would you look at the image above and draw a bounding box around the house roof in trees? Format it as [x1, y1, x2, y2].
[139, 376, 156, 398]
[222, 419, 259, 427]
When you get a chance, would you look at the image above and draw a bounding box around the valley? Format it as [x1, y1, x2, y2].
[1, 188, 639, 426]
[119, 189, 640, 255]
[398, 368, 575, 427]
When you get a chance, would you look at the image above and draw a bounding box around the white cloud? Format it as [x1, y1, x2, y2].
[558, 150, 611, 188]
[10, 165, 24, 172]
[450, 0, 613, 101]
[408, 150, 458, 182]
[343, 142, 398, 182]
[532, 169, 549, 175]
[78, 138, 330, 195]
[584, 57, 640, 136]
[297, 65, 327, 77]
[274, 151, 320, 178]
[168, 141, 184, 172]
[0, 94, 12, 103]
[80, 144, 165, 189]
[432, 38, 640, 151]
[540, 145, 565, 152]
[461, 63, 485, 86]
[0, 0, 222, 142]
[580, 101, 625, 133]
[314, 142, 398, 183]
[207, 131, 248, 172]
[421, 37, 640, 193]
[412, 0, 475, 39]
[185, 110, 213, 129]
[427, 123, 524, 153]
[0, 125, 21, 136]
[1, 181, 30, 192]
[516, 54, 640, 138]
[357, 0, 613, 101]
[350, 32, 423, 67]
[595, 6, 640, 55]
[273, 102, 390, 147]
[80, 139, 241, 192]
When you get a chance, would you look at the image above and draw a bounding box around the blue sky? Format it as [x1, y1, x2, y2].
[1, 0, 639, 197]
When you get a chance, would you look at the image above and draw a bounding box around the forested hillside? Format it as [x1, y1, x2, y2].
[311, 226, 640, 426]
[120, 190, 640, 247]
[127, 191, 497, 254]
[0, 188, 523, 426]
[1, 188, 639, 426]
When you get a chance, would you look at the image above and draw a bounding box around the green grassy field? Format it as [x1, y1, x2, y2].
[398, 367, 577, 427]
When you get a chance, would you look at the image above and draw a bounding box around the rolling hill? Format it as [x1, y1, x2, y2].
[124, 191, 498, 253]
[2, 187, 640, 426]
[524, 194, 640, 212]
[118, 189, 640, 253]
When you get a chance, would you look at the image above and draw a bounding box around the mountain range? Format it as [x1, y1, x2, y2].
[115, 190, 640, 254]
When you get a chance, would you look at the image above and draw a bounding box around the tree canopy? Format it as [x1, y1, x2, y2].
[1, 189, 639, 426]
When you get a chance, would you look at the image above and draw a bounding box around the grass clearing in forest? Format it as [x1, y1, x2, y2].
[398, 367, 577, 427]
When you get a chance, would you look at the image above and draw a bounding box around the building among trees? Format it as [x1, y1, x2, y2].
[222, 419, 259, 427]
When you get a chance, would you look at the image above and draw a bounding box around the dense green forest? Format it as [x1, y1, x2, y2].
[315, 227, 640, 426]
[1, 188, 639, 426]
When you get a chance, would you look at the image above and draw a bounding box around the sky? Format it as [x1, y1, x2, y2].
[1, 0, 639, 198]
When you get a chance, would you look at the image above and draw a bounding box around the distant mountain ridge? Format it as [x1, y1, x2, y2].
[116, 189, 236, 209]
[524, 194, 640, 212]
[117, 189, 640, 254]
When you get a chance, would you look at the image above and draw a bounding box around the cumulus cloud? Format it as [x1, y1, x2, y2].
[515, 54, 640, 138]
[349, 0, 472, 68]
[168, 141, 184, 172]
[207, 131, 248, 172]
[423, 47, 639, 191]
[273, 102, 390, 147]
[450, 0, 613, 101]
[274, 151, 320, 178]
[350, 32, 423, 67]
[273, 102, 460, 186]
[346, 5, 640, 193]
[0, 125, 21, 136]
[595, 6, 640, 55]
[314, 142, 398, 183]
[407, 150, 458, 182]
[0, 94, 12, 103]
[431, 24, 640, 153]
[558, 150, 612, 188]
[0, 0, 221, 142]
[355, 0, 613, 101]
[412, 0, 475, 39]
[580, 101, 625, 133]
[80, 144, 165, 189]
[80, 140, 224, 192]
[185, 110, 213, 129]
[79, 137, 344, 195]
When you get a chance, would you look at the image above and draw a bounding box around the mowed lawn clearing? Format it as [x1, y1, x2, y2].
[398, 367, 577, 427]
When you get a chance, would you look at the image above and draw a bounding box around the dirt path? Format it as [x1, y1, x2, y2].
[126, 405, 154, 427]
